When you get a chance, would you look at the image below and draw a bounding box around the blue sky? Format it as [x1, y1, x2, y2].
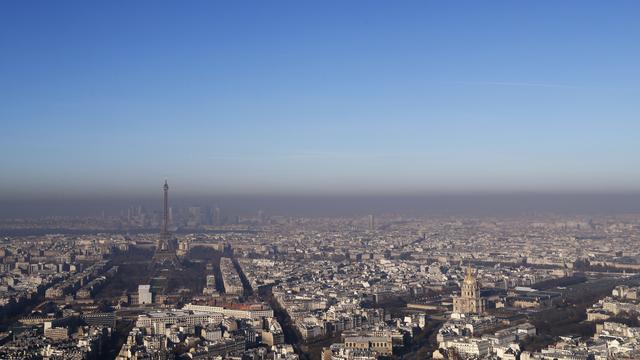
[1, 1, 639, 198]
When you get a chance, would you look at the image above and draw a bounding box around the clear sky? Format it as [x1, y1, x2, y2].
[1, 1, 639, 199]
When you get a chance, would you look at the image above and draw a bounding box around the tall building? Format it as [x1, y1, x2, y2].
[138, 284, 152, 305]
[187, 206, 202, 227]
[368, 214, 375, 231]
[151, 180, 180, 267]
[214, 207, 221, 225]
[453, 266, 486, 314]
[206, 274, 216, 288]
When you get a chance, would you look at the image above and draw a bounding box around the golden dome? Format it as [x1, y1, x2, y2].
[463, 266, 476, 285]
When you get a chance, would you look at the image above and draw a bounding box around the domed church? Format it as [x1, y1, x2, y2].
[453, 266, 486, 315]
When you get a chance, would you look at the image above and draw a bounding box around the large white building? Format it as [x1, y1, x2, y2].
[220, 257, 244, 295]
[183, 303, 273, 319]
[138, 284, 152, 305]
[135, 310, 223, 333]
[435, 338, 491, 359]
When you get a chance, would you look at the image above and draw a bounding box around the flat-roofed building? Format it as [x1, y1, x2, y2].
[344, 336, 393, 356]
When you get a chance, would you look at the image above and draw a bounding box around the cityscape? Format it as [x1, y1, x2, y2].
[2, 1, 640, 360]
[3, 181, 640, 360]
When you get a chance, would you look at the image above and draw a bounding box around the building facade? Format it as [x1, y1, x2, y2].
[138, 284, 152, 305]
[453, 267, 486, 315]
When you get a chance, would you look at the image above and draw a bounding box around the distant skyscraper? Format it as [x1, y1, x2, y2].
[187, 206, 202, 227]
[368, 214, 375, 231]
[214, 207, 221, 225]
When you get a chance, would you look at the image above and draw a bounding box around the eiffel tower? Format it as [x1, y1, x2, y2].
[151, 180, 180, 268]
